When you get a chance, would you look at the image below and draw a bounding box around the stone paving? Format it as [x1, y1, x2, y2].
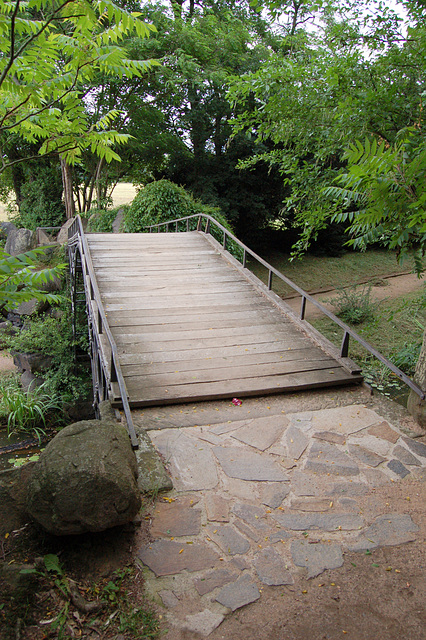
[135, 394, 426, 638]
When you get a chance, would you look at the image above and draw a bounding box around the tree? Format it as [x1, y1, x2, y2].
[0, 0, 158, 217]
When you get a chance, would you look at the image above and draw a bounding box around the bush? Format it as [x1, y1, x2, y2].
[124, 180, 228, 232]
[6, 307, 91, 406]
[87, 206, 128, 233]
[328, 285, 378, 325]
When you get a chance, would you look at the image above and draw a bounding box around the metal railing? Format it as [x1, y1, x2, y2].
[68, 216, 138, 448]
[146, 213, 425, 400]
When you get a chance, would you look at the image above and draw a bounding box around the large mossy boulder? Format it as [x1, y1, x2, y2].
[26, 418, 141, 535]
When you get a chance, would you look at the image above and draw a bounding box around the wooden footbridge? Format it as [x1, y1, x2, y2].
[67, 215, 423, 448]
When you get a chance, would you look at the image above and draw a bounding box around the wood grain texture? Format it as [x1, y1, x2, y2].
[86, 231, 362, 407]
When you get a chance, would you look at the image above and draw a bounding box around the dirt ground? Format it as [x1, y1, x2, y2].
[201, 478, 426, 640]
[285, 272, 425, 319]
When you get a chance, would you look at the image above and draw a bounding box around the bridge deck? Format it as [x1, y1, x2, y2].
[87, 232, 362, 407]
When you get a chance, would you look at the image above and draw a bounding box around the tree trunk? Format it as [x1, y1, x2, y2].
[60, 159, 75, 219]
[407, 328, 426, 429]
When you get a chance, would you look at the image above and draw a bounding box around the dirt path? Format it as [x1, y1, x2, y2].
[284, 272, 425, 319]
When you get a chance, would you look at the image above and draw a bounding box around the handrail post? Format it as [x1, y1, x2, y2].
[243, 249, 247, 268]
[205, 219, 210, 235]
[268, 270, 273, 291]
[186, 218, 190, 232]
[341, 331, 350, 358]
[197, 215, 202, 231]
[300, 296, 307, 320]
[223, 232, 227, 250]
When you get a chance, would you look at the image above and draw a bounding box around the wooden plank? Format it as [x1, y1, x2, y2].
[99, 281, 254, 298]
[114, 368, 362, 407]
[118, 341, 314, 364]
[121, 347, 331, 376]
[108, 309, 286, 331]
[124, 358, 340, 388]
[114, 323, 298, 346]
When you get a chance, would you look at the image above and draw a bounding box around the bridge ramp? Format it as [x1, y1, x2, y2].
[87, 232, 362, 407]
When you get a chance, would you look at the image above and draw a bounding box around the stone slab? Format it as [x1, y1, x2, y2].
[393, 445, 421, 467]
[387, 459, 410, 478]
[136, 430, 173, 493]
[287, 413, 313, 432]
[313, 431, 346, 445]
[253, 547, 294, 586]
[306, 441, 360, 476]
[290, 498, 333, 512]
[207, 524, 250, 556]
[285, 426, 309, 460]
[270, 531, 292, 543]
[348, 514, 419, 551]
[182, 609, 225, 637]
[150, 431, 218, 490]
[139, 540, 219, 576]
[205, 495, 230, 522]
[290, 471, 330, 497]
[234, 520, 261, 543]
[151, 500, 201, 538]
[347, 434, 393, 458]
[159, 590, 179, 608]
[261, 483, 291, 508]
[216, 574, 260, 611]
[210, 420, 251, 435]
[331, 482, 369, 497]
[347, 444, 386, 468]
[402, 436, 426, 459]
[291, 540, 343, 578]
[213, 446, 289, 481]
[272, 512, 363, 531]
[231, 415, 287, 451]
[232, 503, 269, 530]
[368, 421, 400, 443]
[306, 405, 380, 434]
[194, 568, 238, 596]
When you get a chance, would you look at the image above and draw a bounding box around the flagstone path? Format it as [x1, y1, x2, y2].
[134, 390, 426, 638]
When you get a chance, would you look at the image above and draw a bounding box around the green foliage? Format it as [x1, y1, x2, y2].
[124, 180, 227, 231]
[7, 309, 91, 405]
[0, 0, 159, 172]
[327, 285, 378, 325]
[11, 160, 65, 229]
[87, 205, 129, 232]
[0, 247, 66, 312]
[0, 375, 61, 440]
[326, 131, 426, 274]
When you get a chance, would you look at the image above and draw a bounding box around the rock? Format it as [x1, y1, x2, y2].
[0, 321, 18, 348]
[181, 609, 225, 637]
[56, 218, 76, 245]
[215, 574, 260, 611]
[206, 524, 250, 556]
[134, 429, 173, 494]
[5, 228, 36, 256]
[305, 441, 360, 476]
[212, 445, 289, 482]
[291, 540, 344, 578]
[13, 352, 53, 374]
[112, 209, 124, 233]
[26, 417, 141, 535]
[253, 547, 294, 586]
[139, 539, 219, 576]
[401, 436, 426, 459]
[387, 459, 410, 478]
[0, 463, 35, 536]
[15, 298, 49, 317]
[348, 514, 419, 551]
[36, 229, 55, 246]
[20, 370, 45, 392]
[0, 221, 17, 239]
[194, 568, 238, 596]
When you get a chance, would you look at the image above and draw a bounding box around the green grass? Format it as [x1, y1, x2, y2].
[312, 288, 425, 398]
[248, 248, 410, 297]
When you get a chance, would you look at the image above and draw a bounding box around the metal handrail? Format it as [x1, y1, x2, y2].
[146, 213, 425, 400]
[68, 216, 139, 448]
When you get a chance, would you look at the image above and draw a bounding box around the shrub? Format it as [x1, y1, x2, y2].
[87, 206, 128, 233]
[123, 180, 230, 232]
[6, 307, 91, 406]
[327, 285, 378, 325]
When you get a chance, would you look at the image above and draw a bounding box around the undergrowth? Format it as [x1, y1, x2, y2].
[312, 286, 425, 399]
